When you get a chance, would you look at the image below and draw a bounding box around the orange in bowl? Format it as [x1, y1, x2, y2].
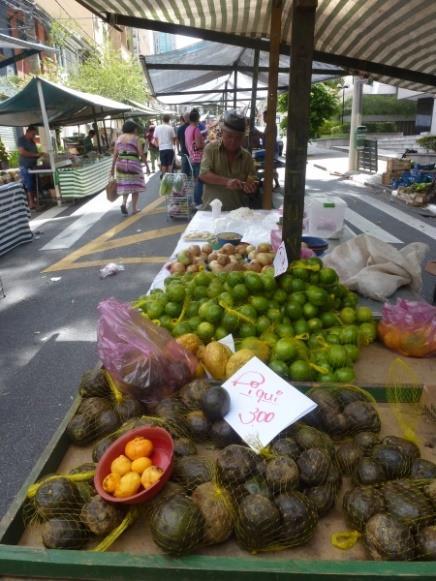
[95, 426, 174, 505]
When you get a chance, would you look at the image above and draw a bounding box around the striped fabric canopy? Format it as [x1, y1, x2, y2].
[78, 0, 436, 93]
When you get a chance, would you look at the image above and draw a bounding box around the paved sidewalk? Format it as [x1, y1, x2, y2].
[309, 153, 387, 191]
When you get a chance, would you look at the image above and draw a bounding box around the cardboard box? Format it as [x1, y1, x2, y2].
[386, 158, 411, 172]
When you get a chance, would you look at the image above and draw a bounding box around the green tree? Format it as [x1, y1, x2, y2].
[278, 83, 339, 139]
[69, 43, 147, 104]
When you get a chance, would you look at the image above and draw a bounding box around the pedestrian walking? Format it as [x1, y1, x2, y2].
[154, 114, 176, 176]
[176, 113, 191, 177]
[18, 126, 45, 210]
[111, 119, 149, 216]
[145, 125, 159, 172]
[185, 109, 205, 206]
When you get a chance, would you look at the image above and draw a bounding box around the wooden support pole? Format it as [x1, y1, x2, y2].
[233, 68, 238, 109]
[282, 0, 317, 261]
[263, 0, 283, 210]
[249, 48, 260, 151]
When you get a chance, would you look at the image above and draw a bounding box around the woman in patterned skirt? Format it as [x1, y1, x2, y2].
[111, 119, 150, 215]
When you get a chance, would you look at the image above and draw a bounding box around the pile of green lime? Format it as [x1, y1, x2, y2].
[134, 258, 377, 383]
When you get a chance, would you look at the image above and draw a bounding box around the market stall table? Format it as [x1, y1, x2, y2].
[0, 181, 32, 257]
[56, 156, 112, 200]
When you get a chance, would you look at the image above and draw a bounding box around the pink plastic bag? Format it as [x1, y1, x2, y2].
[378, 299, 436, 357]
[97, 298, 197, 404]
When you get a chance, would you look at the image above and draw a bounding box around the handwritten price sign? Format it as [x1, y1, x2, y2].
[222, 357, 317, 452]
[273, 241, 288, 277]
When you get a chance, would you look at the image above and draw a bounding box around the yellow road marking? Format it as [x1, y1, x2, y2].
[43, 195, 180, 273]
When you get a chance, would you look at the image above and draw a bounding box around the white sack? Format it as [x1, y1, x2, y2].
[323, 234, 428, 301]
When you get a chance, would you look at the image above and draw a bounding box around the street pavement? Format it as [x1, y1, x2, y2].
[0, 153, 435, 520]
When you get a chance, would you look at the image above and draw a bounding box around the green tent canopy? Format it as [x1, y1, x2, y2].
[0, 77, 132, 127]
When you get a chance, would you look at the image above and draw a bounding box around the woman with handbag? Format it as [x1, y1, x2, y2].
[111, 119, 149, 215]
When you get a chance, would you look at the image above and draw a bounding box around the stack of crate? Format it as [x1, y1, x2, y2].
[381, 158, 411, 186]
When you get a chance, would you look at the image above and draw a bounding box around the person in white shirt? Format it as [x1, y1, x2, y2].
[153, 114, 176, 175]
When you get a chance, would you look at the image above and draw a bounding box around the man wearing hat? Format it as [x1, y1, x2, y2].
[199, 110, 257, 211]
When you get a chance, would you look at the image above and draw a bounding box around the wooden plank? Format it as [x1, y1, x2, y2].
[282, 0, 318, 261]
[263, 0, 283, 210]
[249, 48, 260, 150]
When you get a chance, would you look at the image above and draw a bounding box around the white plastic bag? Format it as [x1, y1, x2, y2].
[323, 234, 428, 301]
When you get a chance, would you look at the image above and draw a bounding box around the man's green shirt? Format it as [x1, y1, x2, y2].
[199, 141, 256, 211]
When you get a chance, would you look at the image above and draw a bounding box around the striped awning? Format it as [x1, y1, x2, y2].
[77, 0, 436, 93]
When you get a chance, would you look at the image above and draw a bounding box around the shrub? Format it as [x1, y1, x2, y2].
[8, 150, 19, 168]
[416, 135, 436, 152]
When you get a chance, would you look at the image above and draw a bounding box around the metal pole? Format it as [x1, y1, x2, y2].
[36, 78, 61, 205]
[348, 76, 364, 171]
[282, 0, 318, 261]
[341, 89, 345, 125]
[263, 0, 283, 210]
[249, 48, 260, 151]
[224, 80, 228, 110]
[233, 68, 238, 109]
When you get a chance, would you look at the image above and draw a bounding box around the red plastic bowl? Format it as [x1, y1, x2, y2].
[95, 426, 174, 505]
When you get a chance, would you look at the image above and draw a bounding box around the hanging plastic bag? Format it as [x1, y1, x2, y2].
[97, 298, 197, 404]
[378, 299, 436, 357]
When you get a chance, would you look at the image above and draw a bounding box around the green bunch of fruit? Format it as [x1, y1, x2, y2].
[134, 258, 377, 384]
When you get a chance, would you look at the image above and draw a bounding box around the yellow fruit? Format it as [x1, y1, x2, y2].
[226, 349, 256, 378]
[114, 471, 141, 498]
[194, 362, 206, 378]
[199, 341, 232, 380]
[125, 437, 154, 460]
[102, 472, 120, 494]
[176, 333, 203, 354]
[110, 454, 131, 476]
[141, 465, 164, 489]
[240, 337, 271, 362]
[131, 456, 153, 474]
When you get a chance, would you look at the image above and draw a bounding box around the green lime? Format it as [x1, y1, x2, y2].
[289, 291, 307, 306]
[289, 359, 313, 381]
[359, 322, 377, 345]
[146, 301, 164, 319]
[222, 313, 240, 333]
[232, 283, 249, 302]
[159, 315, 173, 330]
[261, 331, 279, 347]
[269, 359, 289, 377]
[311, 349, 329, 366]
[319, 267, 338, 286]
[165, 301, 182, 318]
[308, 333, 325, 349]
[307, 318, 323, 333]
[166, 284, 186, 303]
[339, 325, 359, 345]
[306, 286, 328, 307]
[261, 273, 277, 293]
[227, 271, 244, 287]
[267, 307, 282, 322]
[218, 291, 234, 307]
[197, 321, 215, 342]
[285, 302, 303, 320]
[309, 273, 320, 285]
[215, 326, 228, 340]
[342, 292, 359, 307]
[172, 321, 192, 337]
[320, 312, 337, 329]
[238, 305, 257, 320]
[273, 289, 288, 304]
[290, 278, 306, 292]
[279, 273, 294, 292]
[250, 295, 269, 313]
[188, 316, 202, 331]
[356, 306, 373, 323]
[274, 338, 298, 362]
[207, 282, 223, 298]
[303, 302, 319, 319]
[340, 307, 357, 324]
[195, 271, 213, 286]
[186, 301, 200, 317]
[256, 315, 272, 335]
[294, 339, 309, 360]
[193, 285, 209, 300]
[306, 257, 323, 269]
[335, 367, 356, 383]
[245, 272, 263, 293]
[344, 344, 360, 362]
[203, 304, 223, 325]
[277, 323, 294, 338]
[294, 319, 309, 336]
[292, 267, 309, 281]
[239, 322, 258, 338]
[327, 345, 349, 368]
[325, 333, 340, 344]
[319, 373, 337, 383]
